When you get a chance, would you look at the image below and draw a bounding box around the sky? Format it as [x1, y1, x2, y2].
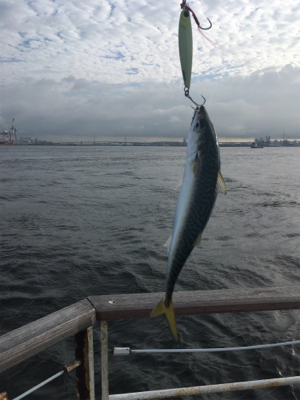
[0, 0, 300, 141]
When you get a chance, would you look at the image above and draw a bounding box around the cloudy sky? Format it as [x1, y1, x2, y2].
[1, 0, 299, 141]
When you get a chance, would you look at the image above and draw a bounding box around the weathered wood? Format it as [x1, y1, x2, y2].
[75, 327, 95, 400]
[0, 299, 96, 373]
[101, 321, 109, 400]
[1, 287, 299, 375]
[88, 286, 300, 321]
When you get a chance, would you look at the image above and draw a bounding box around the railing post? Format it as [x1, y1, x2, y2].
[101, 321, 109, 400]
[75, 327, 95, 400]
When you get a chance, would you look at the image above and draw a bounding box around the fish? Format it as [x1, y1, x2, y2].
[151, 105, 227, 341]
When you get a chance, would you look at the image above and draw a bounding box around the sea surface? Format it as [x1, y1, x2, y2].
[0, 145, 299, 400]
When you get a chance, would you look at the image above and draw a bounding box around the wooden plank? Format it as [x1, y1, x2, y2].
[88, 286, 300, 321]
[0, 299, 96, 373]
[1, 287, 299, 374]
[75, 327, 95, 400]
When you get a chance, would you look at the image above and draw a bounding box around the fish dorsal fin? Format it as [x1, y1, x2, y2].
[164, 235, 172, 251]
[216, 171, 227, 194]
[194, 232, 202, 247]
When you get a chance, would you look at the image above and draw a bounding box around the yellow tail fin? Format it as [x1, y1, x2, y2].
[150, 299, 178, 342]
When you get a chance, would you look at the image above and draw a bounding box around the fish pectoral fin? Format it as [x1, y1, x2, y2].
[216, 170, 227, 195]
[164, 235, 172, 251]
[192, 158, 199, 175]
[194, 232, 202, 246]
[150, 299, 178, 342]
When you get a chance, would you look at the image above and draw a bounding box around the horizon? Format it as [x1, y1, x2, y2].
[1, 1, 299, 140]
[9, 135, 300, 143]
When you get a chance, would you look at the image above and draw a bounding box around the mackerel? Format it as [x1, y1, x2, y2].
[151, 105, 226, 341]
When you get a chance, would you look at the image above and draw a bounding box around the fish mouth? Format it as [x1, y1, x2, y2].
[192, 106, 206, 130]
[198, 105, 207, 119]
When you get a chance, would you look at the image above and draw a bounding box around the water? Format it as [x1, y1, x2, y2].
[0, 145, 299, 399]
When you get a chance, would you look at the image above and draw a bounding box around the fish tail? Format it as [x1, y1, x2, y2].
[150, 299, 178, 342]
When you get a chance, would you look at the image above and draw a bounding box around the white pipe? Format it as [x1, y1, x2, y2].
[12, 360, 81, 400]
[109, 376, 300, 400]
[113, 339, 300, 355]
[12, 372, 63, 400]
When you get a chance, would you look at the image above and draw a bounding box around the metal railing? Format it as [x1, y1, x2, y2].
[11, 360, 81, 400]
[1, 286, 300, 399]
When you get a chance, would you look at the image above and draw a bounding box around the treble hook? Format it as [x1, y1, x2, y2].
[200, 95, 206, 106]
[199, 18, 212, 30]
[184, 88, 206, 108]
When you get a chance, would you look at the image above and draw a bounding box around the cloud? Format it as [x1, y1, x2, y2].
[0, 0, 299, 139]
[1, 0, 299, 84]
[1, 65, 299, 140]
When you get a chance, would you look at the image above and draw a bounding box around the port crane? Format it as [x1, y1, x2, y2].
[0, 118, 17, 145]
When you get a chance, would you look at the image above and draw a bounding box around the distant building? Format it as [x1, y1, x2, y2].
[19, 137, 32, 144]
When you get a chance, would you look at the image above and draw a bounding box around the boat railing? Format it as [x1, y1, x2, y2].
[1, 286, 300, 399]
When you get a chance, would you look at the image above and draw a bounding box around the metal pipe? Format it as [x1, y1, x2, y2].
[128, 339, 300, 354]
[109, 376, 300, 400]
[101, 321, 109, 400]
[12, 360, 81, 400]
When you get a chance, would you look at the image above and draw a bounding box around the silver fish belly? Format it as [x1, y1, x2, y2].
[151, 105, 226, 341]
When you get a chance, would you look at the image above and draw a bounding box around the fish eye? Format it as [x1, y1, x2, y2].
[195, 122, 200, 129]
[184, 11, 189, 17]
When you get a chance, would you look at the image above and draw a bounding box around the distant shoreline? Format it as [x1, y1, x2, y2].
[2, 141, 299, 147]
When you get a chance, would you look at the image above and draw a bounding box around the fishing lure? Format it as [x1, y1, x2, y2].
[178, 6, 193, 90]
[178, 1, 216, 105]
